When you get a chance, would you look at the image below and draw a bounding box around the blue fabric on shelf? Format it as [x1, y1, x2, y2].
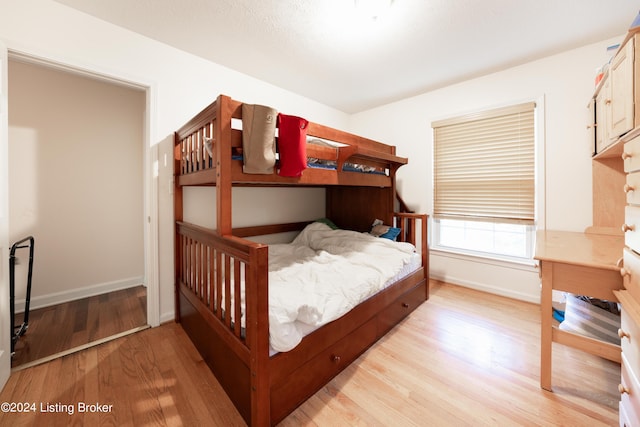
[553, 308, 565, 323]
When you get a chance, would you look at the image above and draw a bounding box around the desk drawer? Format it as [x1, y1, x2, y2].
[623, 248, 640, 303]
[621, 401, 632, 427]
[620, 307, 640, 376]
[621, 356, 640, 427]
[624, 135, 640, 173]
[624, 206, 640, 253]
[626, 172, 640, 205]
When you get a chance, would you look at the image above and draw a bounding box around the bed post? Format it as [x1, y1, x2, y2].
[247, 244, 270, 426]
[174, 132, 184, 322]
[420, 214, 429, 299]
[216, 94, 234, 235]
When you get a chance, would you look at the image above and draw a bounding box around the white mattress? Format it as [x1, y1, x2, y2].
[270, 250, 421, 355]
[267, 222, 422, 353]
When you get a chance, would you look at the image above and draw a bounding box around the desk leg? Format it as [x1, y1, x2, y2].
[540, 261, 553, 391]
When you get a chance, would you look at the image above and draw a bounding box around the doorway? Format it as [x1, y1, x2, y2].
[7, 57, 150, 368]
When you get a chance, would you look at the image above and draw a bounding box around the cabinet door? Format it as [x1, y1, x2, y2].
[595, 75, 612, 153]
[611, 38, 635, 138]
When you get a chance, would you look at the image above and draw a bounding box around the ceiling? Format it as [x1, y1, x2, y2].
[54, 0, 640, 113]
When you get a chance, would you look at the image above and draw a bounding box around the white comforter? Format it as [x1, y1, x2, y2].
[267, 222, 417, 352]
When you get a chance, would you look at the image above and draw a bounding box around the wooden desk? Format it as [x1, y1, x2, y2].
[535, 230, 624, 391]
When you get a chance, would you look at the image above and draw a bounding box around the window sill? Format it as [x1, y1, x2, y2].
[430, 246, 539, 272]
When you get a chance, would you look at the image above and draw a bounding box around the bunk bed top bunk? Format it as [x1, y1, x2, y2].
[174, 94, 408, 188]
[173, 94, 428, 426]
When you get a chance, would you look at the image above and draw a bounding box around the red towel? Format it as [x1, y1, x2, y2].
[277, 114, 308, 177]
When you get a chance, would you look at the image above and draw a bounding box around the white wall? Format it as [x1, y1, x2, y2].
[8, 59, 145, 306]
[349, 37, 623, 302]
[0, 0, 351, 323]
[0, 0, 625, 311]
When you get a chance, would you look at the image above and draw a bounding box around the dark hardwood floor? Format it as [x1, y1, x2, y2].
[11, 285, 147, 368]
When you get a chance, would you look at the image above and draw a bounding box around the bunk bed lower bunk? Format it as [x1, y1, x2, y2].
[174, 94, 429, 426]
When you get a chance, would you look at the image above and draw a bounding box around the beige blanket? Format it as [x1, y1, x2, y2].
[242, 103, 277, 174]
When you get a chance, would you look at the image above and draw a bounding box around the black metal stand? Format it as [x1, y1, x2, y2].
[9, 236, 34, 355]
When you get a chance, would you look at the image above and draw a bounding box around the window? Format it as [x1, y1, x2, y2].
[431, 102, 536, 260]
[433, 218, 534, 260]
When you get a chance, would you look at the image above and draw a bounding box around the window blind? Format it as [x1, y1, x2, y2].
[432, 102, 535, 224]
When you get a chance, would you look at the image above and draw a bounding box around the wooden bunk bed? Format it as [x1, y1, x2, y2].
[174, 94, 429, 426]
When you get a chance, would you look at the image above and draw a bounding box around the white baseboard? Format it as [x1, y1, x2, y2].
[14, 276, 145, 313]
[430, 271, 540, 304]
[160, 310, 175, 324]
[429, 274, 540, 304]
[429, 250, 541, 304]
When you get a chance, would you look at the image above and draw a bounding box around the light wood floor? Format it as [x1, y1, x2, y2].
[0, 281, 619, 426]
[11, 285, 147, 367]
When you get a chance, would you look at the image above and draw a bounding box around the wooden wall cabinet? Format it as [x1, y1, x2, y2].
[611, 38, 636, 139]
[590, 33, 640, 233]
[594, 75, 611, 154]
[592, 33, 640, 157]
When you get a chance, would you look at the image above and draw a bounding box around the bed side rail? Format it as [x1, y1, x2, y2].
[232, 221, 311, 238]
[174, 104, 217, 176]
[393, 212, 429, 269]
[175, 221, 269, 362]
[174, 95, 243, 178]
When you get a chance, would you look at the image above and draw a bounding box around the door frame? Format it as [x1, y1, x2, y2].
[5, 49, 160, 333]
[0, 40, 11, 389]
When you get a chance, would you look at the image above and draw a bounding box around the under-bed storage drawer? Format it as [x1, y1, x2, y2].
[377, 280, 426, 336]
[269, 318, 378, 423]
